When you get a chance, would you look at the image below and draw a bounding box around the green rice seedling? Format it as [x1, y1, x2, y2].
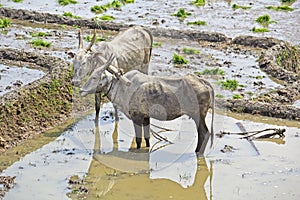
[191, 0, 205, 7]
[121, 0, 134, 3]
[58, 0, 77, 6]
[216, 94, 224, 98]
[1, 30, 8, 35]
[187, 20, 206, 26]
[62, 12, 81, 19]
[246, 91, 254, 96]
[100, 15, 115, 21]
[30, 32, 50, 37]
[281, 0, 296, 3]
[0, 4, 2, 7]
[13, 0, 23, 2]
[0, 18, 11, 28]
[182, 47, 199, 55]
[171, 8, 192, 20]
[266, 5, 294, 11]
[173, 54, 189, 65]
[109, 0, 122, 8]
[30, 39, 51, 48]
[85, 35, 105, 43]
[255, 14, 276, 26]
[152, 42, 162, 47]
[232, 3, 251, 10]
[233, 94, 243, 99]
[91, 5, 108, 14]
[195, 68, 225, 76]
[251, 27, 270, 32]
[218, 79, 240, 91]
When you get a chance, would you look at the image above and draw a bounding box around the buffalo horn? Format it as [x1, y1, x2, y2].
[86, 29, 97, 52]
[78, 29, 83, 49]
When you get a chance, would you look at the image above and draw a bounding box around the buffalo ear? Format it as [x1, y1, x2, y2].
[66, 51, 75, 58]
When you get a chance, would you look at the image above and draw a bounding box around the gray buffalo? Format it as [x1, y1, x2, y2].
[72, 26, 153, 121]
[80, 55, 215, 155]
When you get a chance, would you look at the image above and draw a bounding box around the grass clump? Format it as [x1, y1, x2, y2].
[91, 5, 108, 14]
[62, 12, 81, 19]
[187, 20, 206, 26]
[195, 68, 225, 76]
[0, 4, 2, 8]
[281, 0, 296, 3]
[251, 27, 270, 33]
[255, 14, 276, 26]
[218, 79, 240, 91]
[1, 30, 8, 35]
[173, 54, 189, 65]
[109, 0, 122, 8]
[121, 0, 134, 3]
[30, 32, 50, 37]
[191, 0, 205, 7]
[0, 18, 11, 28]
[171, 8, 192, 20]
[58, 0, 77, 6]
[246, 91, 254, 96]
[100, 15, 115, 21]
[216, 94, 224, 98]
[232, 3, 251, 10]
[266, 5, 294, 11]
[91, 0, 135, 14]
[30, 39, 51, 48]
[276, 50, 289, 67]
[233, 94, 243, 99]
[182, 47, 199, 55]
[152, 42, 162, 47]
[13, 0, 23, 2]
[85, 35, 105, 43]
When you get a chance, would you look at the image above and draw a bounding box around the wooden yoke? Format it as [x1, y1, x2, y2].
[107, 65, 131, 86]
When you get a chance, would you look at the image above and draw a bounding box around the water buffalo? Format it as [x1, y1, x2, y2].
[72, 26, 153, 121]
[80, 55, 215, 155]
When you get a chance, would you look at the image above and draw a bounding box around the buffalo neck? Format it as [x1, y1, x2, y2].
[105, 77, 121, 103]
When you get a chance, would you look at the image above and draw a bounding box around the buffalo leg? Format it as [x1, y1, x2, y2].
[195, 118, 209, 155]
[133, 122, 143, 149]
[143, 118, 150, 147]
[95, 92, 101, 123]
[113, 105, 119, 122]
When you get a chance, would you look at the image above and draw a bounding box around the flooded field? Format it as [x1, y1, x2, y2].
[1, 0, 300, 45]
[0, 64, 45, 96]
[1, 103, 299, 199]
[0, 0, 300, 199]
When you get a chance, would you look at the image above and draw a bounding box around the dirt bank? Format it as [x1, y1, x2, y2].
[0, 48, 94, 153]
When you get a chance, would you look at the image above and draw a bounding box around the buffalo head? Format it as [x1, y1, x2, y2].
[79, 54, 115, 96]
[72, 29, 96, 86]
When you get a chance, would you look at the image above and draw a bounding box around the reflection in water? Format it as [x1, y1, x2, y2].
[92, 103, 213, 197]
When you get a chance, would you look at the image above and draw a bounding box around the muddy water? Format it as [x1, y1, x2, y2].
[1, 0, 300, 45]
[1, 103, 299, 199]
[1, 115, 95, 200]
[0, 63, 45, 96]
